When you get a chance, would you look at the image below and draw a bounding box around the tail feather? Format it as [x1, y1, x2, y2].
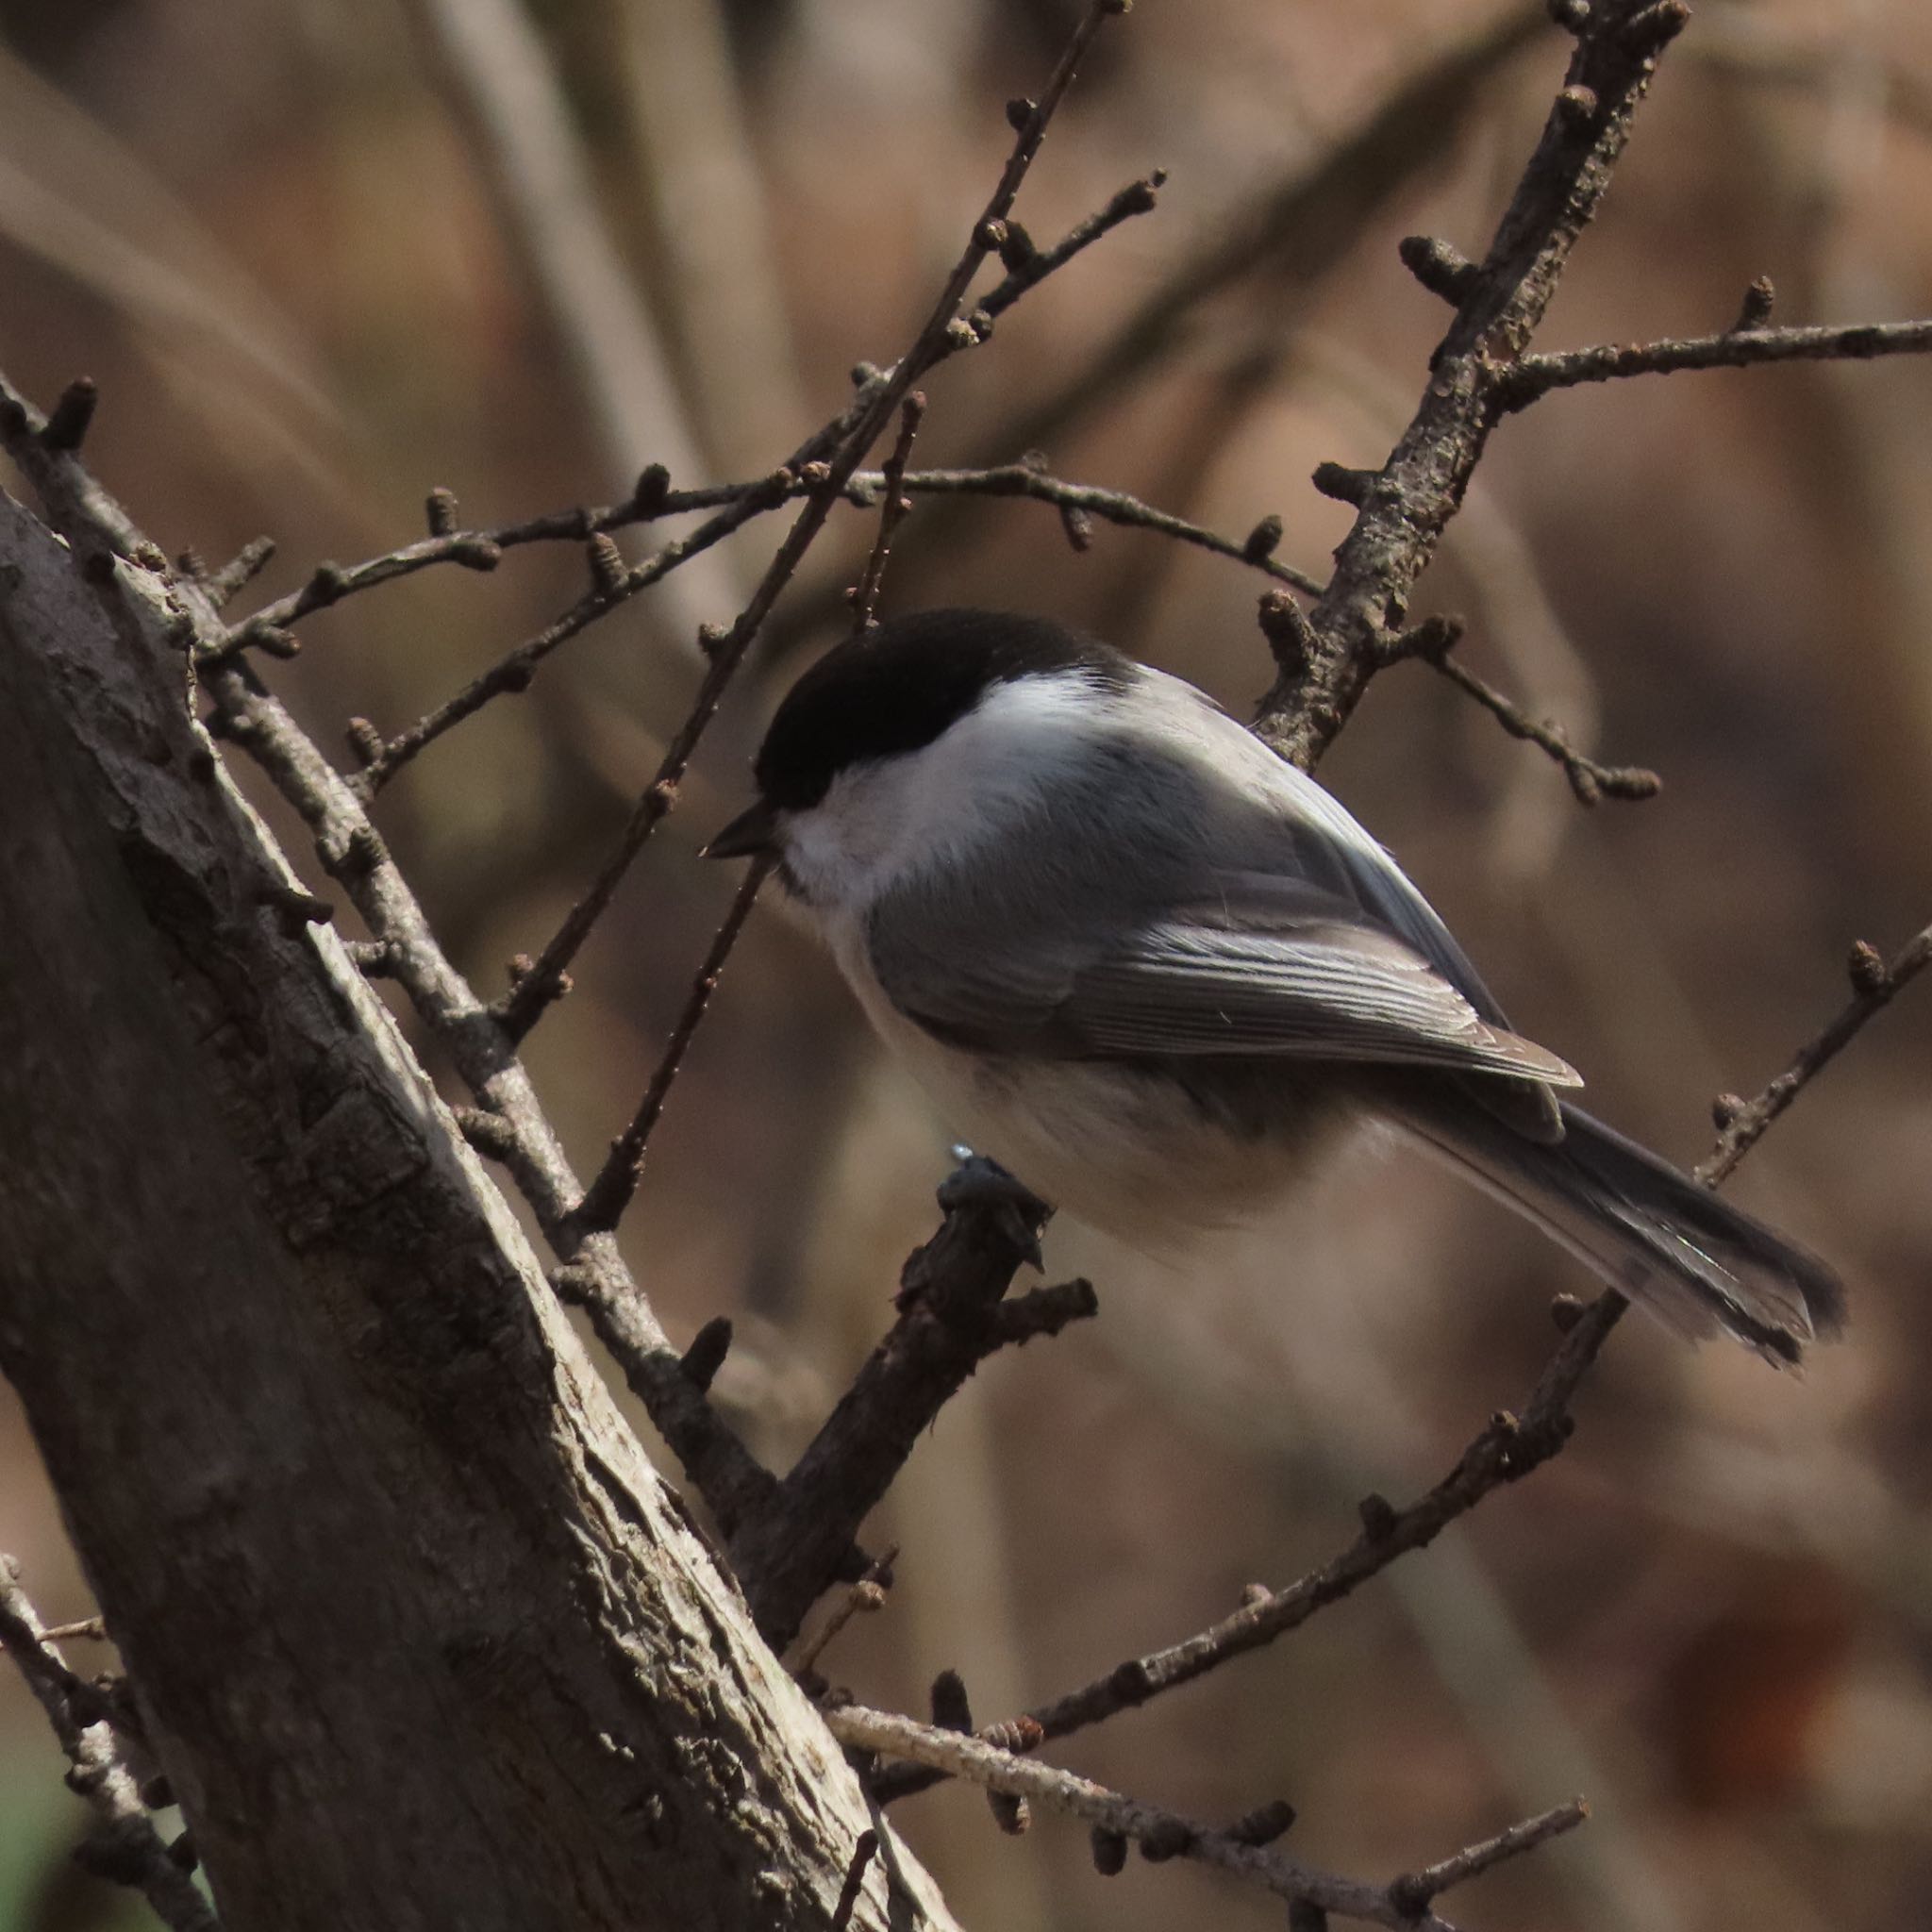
[1392, 1096, 1846, 1370]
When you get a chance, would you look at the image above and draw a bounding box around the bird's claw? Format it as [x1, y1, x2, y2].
[938, 1151, 1050, 1270]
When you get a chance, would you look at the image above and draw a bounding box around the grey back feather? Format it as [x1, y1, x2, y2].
[864, 674, 1573, 1116]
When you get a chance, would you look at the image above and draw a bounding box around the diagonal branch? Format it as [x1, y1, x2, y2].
[1, 1560, 219, 1932]
[826, 1701, 1586, 1931]
[1401, 616, 1661, 805]
[731, 1163, 1095, 1649]
[1700, 919, 1932, 1185]
[873, 892, 1932, 1803]
[567, 857, 771, 1240]
[1255, 0, 1695, 773]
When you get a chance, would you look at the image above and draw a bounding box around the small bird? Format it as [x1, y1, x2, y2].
[708, 608, 1844, 1368]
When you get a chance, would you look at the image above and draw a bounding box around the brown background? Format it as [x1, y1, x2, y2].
[2, 2, 1930, 1927]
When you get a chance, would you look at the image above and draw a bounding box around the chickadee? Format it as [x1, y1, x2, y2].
[708, 608, 1844, 1368]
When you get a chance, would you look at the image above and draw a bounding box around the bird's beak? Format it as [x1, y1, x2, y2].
[702, 799, 780, 860]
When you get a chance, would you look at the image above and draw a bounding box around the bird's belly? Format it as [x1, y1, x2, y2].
[857, 981, 1349, 1254]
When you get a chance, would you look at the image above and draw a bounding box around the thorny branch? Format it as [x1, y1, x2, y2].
[0, 1560, 217, 1932]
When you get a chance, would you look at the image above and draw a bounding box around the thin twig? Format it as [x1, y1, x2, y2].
[493, 0, 1130, 1042]
[1406, 622, 1661, 805]
[960, 7, 1549, 480]
[896, 465, 1322, 594]
[0, 1559, 218, 1932]
[1501, 317, 1932, 410]
[791, 1545, 898, 1680]
[1389, 1800, 1590, 1917]
[826, 1702, 1467, 1931]
[567, 856, 771, 1238]
[221, 451, 1311, 694]
[829, 1829, 880, 1931]
[42, 1616, 109, 1642]
[211, 159, 1168, 678]
[1700, 920, 1932, 1185]
[849, 395, 925, 631]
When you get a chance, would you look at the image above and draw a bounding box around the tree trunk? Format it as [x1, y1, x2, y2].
[0, 483, 956, 1931]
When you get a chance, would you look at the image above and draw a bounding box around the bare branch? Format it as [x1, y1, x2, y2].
[1401, 616, 1662, 805]
[826, 1700, 1472, 1932]
[732, 1161, 1091, 1649]
[1501, 316, 1932, 409]
[1701, 920, 1932, 1185]
[567, 856, 771, 1239]
[849, 394, 926, 632]
[1388, 1800, 1590, 1919]
[1255, 0, 1698, 772]
[0, 1560, 218, 1932]
[875, 1302, 1617, 1806]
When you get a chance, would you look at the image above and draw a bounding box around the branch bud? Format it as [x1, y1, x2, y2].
[1242, 513, 1284, 561]
[39, 376, 98, 453]
[1310, 460, 1375, 507]
[1729, 276, 1776, 332]
[1847, 940, 1890, 994]
[1396, 234, 1479, 304]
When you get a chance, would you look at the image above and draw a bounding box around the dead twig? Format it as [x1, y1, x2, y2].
[791, 1545, 898, 1681]
[1388, 1800, 1590, 1920]
[567, 856, 772, 1239]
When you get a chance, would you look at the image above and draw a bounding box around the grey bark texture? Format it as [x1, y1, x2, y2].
[0, 481, 957, 1930]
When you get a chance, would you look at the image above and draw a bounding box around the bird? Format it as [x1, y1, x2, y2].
[707, 607, 1844, 1368]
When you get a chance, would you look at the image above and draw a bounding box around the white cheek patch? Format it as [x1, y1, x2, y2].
[780, 669, 1115, 910]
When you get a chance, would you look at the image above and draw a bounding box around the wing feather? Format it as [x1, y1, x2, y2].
[871, 869, 1579, 1090]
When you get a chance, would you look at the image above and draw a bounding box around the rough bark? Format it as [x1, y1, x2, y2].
[0, 485, 957, 1931]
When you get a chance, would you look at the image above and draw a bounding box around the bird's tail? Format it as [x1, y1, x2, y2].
[1390, 1095, 1846, 1368]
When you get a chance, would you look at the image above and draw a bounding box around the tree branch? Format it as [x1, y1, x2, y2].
[1401, 616, 1662, 805]
[0, 1560, 217, 1932]
[831, 1701, 1587, 1931]
[732, 1162, 1092, 1649]
[1254, 0, 1694, 772]
[1701, 920, 1932, 1186]
[1501, 316, 1932, 410]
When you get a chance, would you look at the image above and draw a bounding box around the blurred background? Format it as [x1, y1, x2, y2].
[3, 0, 1932, 1926]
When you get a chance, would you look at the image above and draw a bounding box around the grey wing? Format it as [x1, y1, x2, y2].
[1261, 758, 1513, 1024]
[869, 870, 1579, 1091]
